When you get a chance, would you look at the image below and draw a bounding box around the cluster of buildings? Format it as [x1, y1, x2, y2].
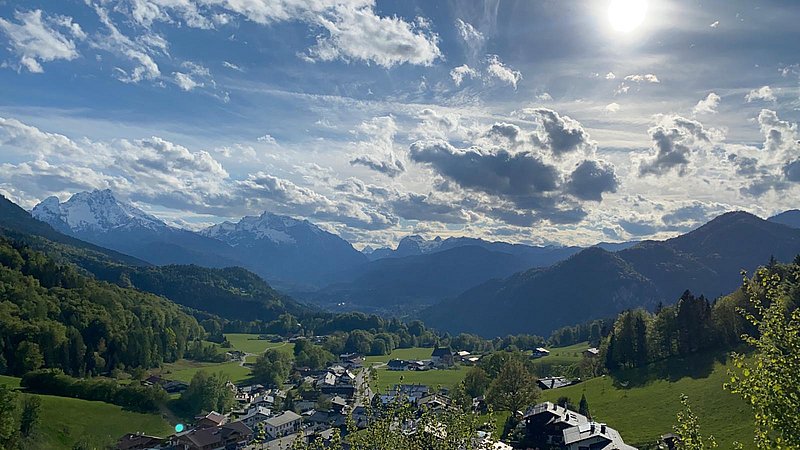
[386, 347, 479, 372]
[522, 402, 637, 450]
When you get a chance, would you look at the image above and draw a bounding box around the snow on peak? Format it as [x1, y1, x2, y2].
[31, 189, 166, 233]
[201, 211, 319, 245]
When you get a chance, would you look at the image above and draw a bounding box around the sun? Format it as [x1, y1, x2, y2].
[608, 0, 648, 33]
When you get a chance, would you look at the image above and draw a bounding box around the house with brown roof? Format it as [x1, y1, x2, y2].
[115, 433, 163, 450]
[173, 421, 253, 450]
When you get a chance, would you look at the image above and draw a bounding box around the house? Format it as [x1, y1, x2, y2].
[537, 376, 574, 390]
[583, 347, 600, 358]
[225, 350, 246, 361]
[115, 433, 163, 450]
[387, 359, 409, 371]
[532, 347, 551, 358]
[430, 347, 454, 367]
[455, 350, 471, 361]
[174, 421, 252, 450]
[142, 375, 164, 387]
[195, 411, 226, 429]
[264, 410, 303, 439]
[330, 395, 348, 413]
[239, 406, 271, 428]
[522, 402, 588, 447]
[563, 422, 638, 450]
[163, 380, 189, 393]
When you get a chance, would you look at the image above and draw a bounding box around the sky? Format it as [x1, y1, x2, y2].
[0, 0, 799, 248]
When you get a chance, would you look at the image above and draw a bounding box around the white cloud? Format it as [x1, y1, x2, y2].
[692, 92, 721, 115]
[222, 61, 243, 71]
[486, 55, 522, 89]
[0, 9, 84, 73]
[455, 18, 485, 60]
[174, 72, 202, 90]
[745, 85, 776, 103]
[89, 4, 162, 84]
[624, 73, 660, 83]
[605, 102, 621, 113]
[349, 116, 406, 177]
[710, 20, 719, 28]
[605, 72, 616, 80]
[450, 64, 478, 86]
[257, 134, 277, 144]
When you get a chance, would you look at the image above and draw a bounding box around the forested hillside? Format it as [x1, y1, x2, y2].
[0, 238, 203, 377]
[1, 194, 310, 324]
[423, 212, 800, 337]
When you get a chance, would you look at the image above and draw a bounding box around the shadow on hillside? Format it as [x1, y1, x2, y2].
[610, 350, 730, 389]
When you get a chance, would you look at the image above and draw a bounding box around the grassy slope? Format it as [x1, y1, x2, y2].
[158, 360, 252, 383]
[2, 375, 171, 449]
[365, 347, 467, 393]
[364, 347, 436, 365]
[541, 358, 753, 448]
[224, 333, 294, 355]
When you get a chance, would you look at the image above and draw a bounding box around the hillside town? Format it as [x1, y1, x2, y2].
[113, 345, 642, 450]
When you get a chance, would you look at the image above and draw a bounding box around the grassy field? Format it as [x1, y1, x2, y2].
[364, 347, 436, 365]
[530, 341, 591, 376]
[224, 333, 294, 354]
[371, 366, 468, 393]
[30, 394, 173, 449]
[541, 356, 753, 448]
[158, 359, 252, 383]
[0, 374, 21, 388]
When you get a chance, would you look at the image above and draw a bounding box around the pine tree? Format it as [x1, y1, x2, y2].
[578, 394, 591, 419]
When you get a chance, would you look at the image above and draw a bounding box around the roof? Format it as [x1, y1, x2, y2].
[562, 422, 637, 450]
[431, 347, 452, 357]
[242, 406, 271, 420]
[116, 433, 162, 450]
[196, 411, 225, 425]
[537, 376, 573, 389]
[523, 402, 589, 428]
[265, 410, 302, 427]
[534, 347, 550, 353]
[585, 347, 601, 355]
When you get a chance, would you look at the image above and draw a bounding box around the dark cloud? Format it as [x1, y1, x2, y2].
[565, 160, 619, 201]
[639, 115, 713, 176]
[619, 219, 659, 236]
[349, 154, 405, 177]
[517, 108, 594, 156]
[409, 140, 560, 197]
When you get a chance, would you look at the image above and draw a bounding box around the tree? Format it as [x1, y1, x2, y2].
[179, 371, 234, 415]
[19, 395, 40, 438]
[252, 349, 293, 387]
[485, 358, 540, 415]
[673, 394, 717, 450]
[725, 269, 800, 448]
[0, 385, 19, 449]
[15, 341, 43, 375]
[578, 394, 591, 419]
[462, 366, 490, 398]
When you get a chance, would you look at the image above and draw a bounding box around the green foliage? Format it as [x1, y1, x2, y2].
[252, 349, 293, 387]
[0, 238, 203, 378]
[179, 370, 234, 416]
[578, 393, 590, 419]
[0, 384, 19, 449]
[673, 394, 718, 450]
[462, 366, 490, 398]
[293, 340, 335, 370]
[18, 395, 40, 439]
[726, 267, 800, 448]
[485, 358, 540, 415]
[21, 370, 167, 413]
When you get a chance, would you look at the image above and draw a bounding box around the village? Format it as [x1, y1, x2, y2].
[113, 342, 649, 450]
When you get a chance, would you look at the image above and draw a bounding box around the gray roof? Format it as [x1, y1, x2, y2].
[265, 410, 302, 427]
[562, 422, 637, 450]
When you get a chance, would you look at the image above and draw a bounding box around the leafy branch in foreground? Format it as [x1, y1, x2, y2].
[725, 268, 800, 448]
[673, 394, 717, 450]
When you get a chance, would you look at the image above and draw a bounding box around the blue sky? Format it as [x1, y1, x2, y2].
[1, 0, 799, 247]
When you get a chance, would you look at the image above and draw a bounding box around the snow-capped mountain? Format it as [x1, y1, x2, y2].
[31, 190, 240, 268]
[32, 189, 167, 233]
[365, 234, 583, 266]
[201, 212, 367, 287]
[202, 212, 316, 245]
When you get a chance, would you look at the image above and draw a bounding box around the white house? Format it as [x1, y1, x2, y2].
[240, 406, 271, 428]
[264, 410, 302, 439]
[563, 422, 638, 450]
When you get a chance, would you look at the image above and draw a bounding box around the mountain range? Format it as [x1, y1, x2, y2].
[423, 211, 800, 337]
[2, 193, 308, 323]
[30, 190, 365, 288]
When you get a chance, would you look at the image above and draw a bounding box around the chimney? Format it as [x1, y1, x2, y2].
[601, 424, 607, 434]
[590, 424, 595, 434]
